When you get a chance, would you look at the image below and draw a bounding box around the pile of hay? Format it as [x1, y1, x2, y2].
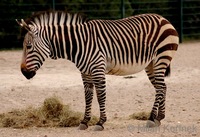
[0, 96, 98, 128]
[129, 111, 150, 120]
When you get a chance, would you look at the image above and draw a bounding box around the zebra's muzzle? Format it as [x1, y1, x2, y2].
[21, 67, 36, 79]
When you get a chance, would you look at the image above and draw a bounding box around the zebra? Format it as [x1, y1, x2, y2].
[16, 11, 179, 131]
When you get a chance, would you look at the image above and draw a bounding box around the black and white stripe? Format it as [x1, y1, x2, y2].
[17, 11, 179, 130]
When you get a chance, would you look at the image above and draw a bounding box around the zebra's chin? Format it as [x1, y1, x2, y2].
[21, 69, 36, 80]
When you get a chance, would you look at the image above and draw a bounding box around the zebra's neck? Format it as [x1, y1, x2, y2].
[48, 22, 98, 68]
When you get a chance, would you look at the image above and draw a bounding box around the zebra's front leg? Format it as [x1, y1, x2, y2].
[78, 75, 94, 130]
[93, 74, 107, 131]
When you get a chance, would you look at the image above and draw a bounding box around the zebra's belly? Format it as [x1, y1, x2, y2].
[105, 62, 148, 76]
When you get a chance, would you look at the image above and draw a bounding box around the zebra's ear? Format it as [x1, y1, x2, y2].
[16, 19, 31, 32]
[16, 19, 38, 37]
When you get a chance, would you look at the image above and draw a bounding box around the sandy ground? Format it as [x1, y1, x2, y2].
[0, 41, 200, 137]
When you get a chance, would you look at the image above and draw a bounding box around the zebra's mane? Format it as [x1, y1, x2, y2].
[24, 10, 89, 27]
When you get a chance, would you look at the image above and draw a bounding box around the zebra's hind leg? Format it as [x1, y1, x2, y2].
[145, 61, 155, 87]
[78, 74, 94, 130]
[145, 62, 168, 127]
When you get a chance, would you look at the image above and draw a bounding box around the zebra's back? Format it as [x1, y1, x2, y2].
[89, 14, 179, 75]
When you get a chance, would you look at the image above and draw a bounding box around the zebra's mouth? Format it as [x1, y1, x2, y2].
[21, 68, 36, 79]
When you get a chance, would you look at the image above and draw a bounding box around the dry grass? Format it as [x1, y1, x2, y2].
[0, 96, 98, 128]
[129, 111, 150, 120]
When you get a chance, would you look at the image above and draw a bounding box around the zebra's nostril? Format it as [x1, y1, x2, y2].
[21, 68, 36, 79]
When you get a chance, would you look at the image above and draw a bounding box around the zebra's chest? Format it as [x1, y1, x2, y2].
[105, 59, 149, 76]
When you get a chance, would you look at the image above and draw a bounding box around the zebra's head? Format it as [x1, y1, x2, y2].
[16, 18, 50, 79]
[16, 11, 88, 79]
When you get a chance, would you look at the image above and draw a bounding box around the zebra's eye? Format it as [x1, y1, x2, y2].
[27, 42, 32, 49]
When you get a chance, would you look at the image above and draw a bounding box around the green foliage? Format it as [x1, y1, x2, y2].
[0, 0, 199, 49]
[182, 1, 200, 39]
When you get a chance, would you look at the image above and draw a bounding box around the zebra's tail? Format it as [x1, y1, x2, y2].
[165, 65, 171, 77]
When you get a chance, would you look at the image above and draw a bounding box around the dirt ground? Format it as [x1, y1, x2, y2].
[0, 41, 200, 137]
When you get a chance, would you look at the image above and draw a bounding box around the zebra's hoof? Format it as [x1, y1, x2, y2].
[146, 119, 161, 128]
[94, 125, 104, 131]
[78, 123, 88, 130]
